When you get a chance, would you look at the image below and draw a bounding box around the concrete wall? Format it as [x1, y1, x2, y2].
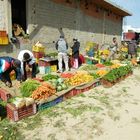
[27, 0, 123, 53]
[0, 0, 123, 57]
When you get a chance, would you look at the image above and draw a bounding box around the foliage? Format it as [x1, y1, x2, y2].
[42, 74, 59, 81]
[20, 79, 40, 97]
[103, 61, 113, 66]
[90, 73, 100, 79]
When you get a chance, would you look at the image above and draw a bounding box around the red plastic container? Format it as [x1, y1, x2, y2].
[0, 88, 12, 101]
[7, 103, 37, 122]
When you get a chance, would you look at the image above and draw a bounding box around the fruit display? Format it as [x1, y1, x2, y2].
[31, 82, 56, 101]
[96, 70, 108, 77]
[65, 73, 93, 86]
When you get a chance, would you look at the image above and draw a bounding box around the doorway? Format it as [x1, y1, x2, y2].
[11, 0, 26, 32]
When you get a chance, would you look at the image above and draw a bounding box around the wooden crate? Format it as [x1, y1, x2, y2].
[0, 88, 12, 102]
[7, 103, 37, 122]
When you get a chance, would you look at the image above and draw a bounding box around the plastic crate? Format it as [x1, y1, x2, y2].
[63, 89, 74, 100]
[33, 52, 45, 59]
[38, 60, 51, 67]
[50, 65, 57, 72]
[0, 37, 2, 44]
[45, 66, 51, 74]
[2, 37, 9, 45]
[38, 96, 63, 111]
[7, 103, 37, 122]
[39, 66, 46, 74]
[32, 45, 45, 53]
[0, 31, 7, 37]
[86, 58, 93, 64]
[92, 80, 101, 87]
[0, 88, 12, 102]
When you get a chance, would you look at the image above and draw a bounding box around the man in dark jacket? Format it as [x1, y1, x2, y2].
[0, 57, 21, 87]
[71, 38, 80, 69]
[128, 39, 137, 59]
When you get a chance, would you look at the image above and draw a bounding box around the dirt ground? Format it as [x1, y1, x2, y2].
[14, 67, 140, 140]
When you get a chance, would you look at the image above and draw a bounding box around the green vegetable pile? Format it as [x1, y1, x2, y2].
[42, 74, 59, 81]
[80, 65, 97, 71]
[103, 61, 113, 66]
[90, 73, 100, 79]
[20, 79, 40, 97]
[49, 78, 68, 92]
[102, 65, 132, 82]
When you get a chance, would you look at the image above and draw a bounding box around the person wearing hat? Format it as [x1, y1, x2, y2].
[0, 56, 22, 87]
[71, 38, 80, 69]
[55, 35, 69, 73]
[18, 50, 36, 81]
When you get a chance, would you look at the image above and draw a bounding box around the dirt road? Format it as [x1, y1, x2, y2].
[21, 68, 140, 140]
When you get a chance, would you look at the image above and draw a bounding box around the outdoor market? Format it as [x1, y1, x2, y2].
[0, 37, 139, 122]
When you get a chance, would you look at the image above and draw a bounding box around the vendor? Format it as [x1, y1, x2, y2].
[86, 46, 94, 57]
[18, 50, 36, 81]
[71, 38, 80, 69]
[0, 57, 21, 87]
[109, 37, 118, 60]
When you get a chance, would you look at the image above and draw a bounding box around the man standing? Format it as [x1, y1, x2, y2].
[55, 35, 69, 73]
[128, 39, 137, 59]
[18, 50, 36, 81]
[0, 57, 21, 87]
[109, 37, 118, 60]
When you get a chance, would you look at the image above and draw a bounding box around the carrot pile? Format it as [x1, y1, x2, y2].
[31, 82, 56, 101]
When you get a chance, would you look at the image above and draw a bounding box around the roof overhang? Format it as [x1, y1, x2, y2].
[93, 0, 132, 17]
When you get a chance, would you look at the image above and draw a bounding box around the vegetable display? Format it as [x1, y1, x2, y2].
[20, 80, 40, 97]
[96, 70, 108, 76]
[49, 78, 68, 92]
[102, 65, 132, 83]
[60, 73, 74, 78]
[11, 97, 34, 108]
[65, 73, 93, 86]
[42, 74, 59, 81]
[80, 65, 97, 71]
[31, 82, 56, 101]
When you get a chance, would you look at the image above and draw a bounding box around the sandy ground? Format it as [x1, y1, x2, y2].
[18, 68, 140, 140]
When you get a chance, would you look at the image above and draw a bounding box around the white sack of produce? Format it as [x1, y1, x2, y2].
[13, 98, 26, 108]
[25, 97, 35, 106]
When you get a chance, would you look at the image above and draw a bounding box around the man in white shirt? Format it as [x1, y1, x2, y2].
[18, 50, 36, 81]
